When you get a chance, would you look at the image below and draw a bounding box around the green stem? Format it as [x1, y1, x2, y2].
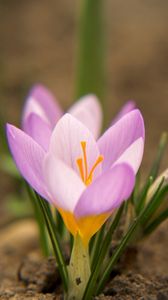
[66, 235, 91, 300]
[76, 0, 105, 101]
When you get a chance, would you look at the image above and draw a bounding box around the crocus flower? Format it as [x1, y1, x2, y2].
[22, 84, 103, 151]
[21, 84, 135, 152]
[7, 108, 144, 245]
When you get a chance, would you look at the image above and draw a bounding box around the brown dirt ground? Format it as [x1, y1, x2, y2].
[0, 0, 168, 299]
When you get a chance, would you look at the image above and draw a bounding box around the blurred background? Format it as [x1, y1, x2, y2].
[0, 0, 168, 218]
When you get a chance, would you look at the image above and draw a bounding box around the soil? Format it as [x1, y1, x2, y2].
[0, 0, 168, 299]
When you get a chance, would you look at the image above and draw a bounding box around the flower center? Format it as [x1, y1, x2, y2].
[76, 141, 103, 186]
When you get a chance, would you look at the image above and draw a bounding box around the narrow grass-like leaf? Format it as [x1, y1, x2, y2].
[56, 210, 65, 238]
[141, 183, 168, 227]
[132, 171, 141, 205]
[149, 132, 167, 180]
[95, 186, 168, 295]
[76, 0, 105, 100]
[90, 223, 106, 270]
[143, 208, 168, 235]
[26, 184, 50, 257]
[0, 116, 8, 153]
[136, 176, 153, 214]
[95, 216, 139, 295]
[82, 205, 124, 300]
[35, 193, 68, 291]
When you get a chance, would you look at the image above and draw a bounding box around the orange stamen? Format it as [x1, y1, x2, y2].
[76, 141, 104, 186]
[81, 141, 88, 180]
[76, 158, 85, 182]
[86, 155, 104, 185]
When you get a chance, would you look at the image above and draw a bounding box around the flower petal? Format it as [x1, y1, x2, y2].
[22, 84, 63, 129]
[44, 154, 85, 212]
[98, 109, 145, 172]
[23, 113, 52, 151]
[75, 163, 135, 218]
[111, 100, 136, 125]
[49, 114, 101, 179]
[6, 124, 48, 200]
[113, 137, 144, 174]
[68, 94, 102, 139]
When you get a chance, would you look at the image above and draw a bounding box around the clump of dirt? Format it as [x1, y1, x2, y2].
[18, 257, 60, 294]
[96, 273, 168, 300]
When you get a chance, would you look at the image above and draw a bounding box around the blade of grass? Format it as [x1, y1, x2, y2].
[82, 204, 124, 300]
[149, 132, 167, 180]
[56, 209, 65, 238]
[35, 192, 68, 291]
[25, 184, 50, 257]
[90, 223, 106, 270]
[143, 208, 168, 235]
[141, 183, 168, 227]
[136, 176, 153, 214]
[76, 0, 105, 100]
[95, 185, 168, 296]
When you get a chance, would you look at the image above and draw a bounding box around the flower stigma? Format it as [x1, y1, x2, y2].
[76, 141, 103, 186]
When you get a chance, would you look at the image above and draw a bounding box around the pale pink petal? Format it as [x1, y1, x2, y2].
[6, 124, 48, 200]
[23, 113, 52, 151]
[113, 138, 144, 174]
[98, 110, 145, 172]
[68, 94, 102, 139]
[75, 163, 135, 218]
[44, 154, 85, 212]
[111, 100, 136, 125]
[49, 114, 102, 180]
[22, 84, 63, 129]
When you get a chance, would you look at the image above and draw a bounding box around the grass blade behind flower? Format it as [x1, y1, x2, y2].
[90, 223, 106, 270]
[26, 184, 50, 257]
[95, 183, 168, 295]
[149, 132, 167, 180]
[135, 176, 153, 214]
[34, 192, 68, 291]
[82, 204, 124, 300]
[143, 207, 168, 235]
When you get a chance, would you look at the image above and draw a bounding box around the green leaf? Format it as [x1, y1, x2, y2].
[143, 208, 168, 235]
[149, 132, 167, 180]
[26, 184, 50, 257]
[141, 182, 168, 227]
[76, 0, 105, 101]
[135, 176, 153, 214]
[90, 223, 106, 270]
[34, 192, 68, 291]
[82, 205, 124, 300]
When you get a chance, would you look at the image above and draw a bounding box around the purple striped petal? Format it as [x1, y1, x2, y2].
[6, 124, 48, 200]
[111, 100, 136, 125]
[23, 113, 52, 151]
[68, 94, 102, 139]
[75, 163, 135, 218]
[113, 137, 144, 173]
[49, 114, 101, 180]
[98, 109, 145, 173]
[22, 84, 63, 129]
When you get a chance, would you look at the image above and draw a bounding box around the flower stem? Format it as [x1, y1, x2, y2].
[76, 0, 105, 101]
[66, 234, 91, 300]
